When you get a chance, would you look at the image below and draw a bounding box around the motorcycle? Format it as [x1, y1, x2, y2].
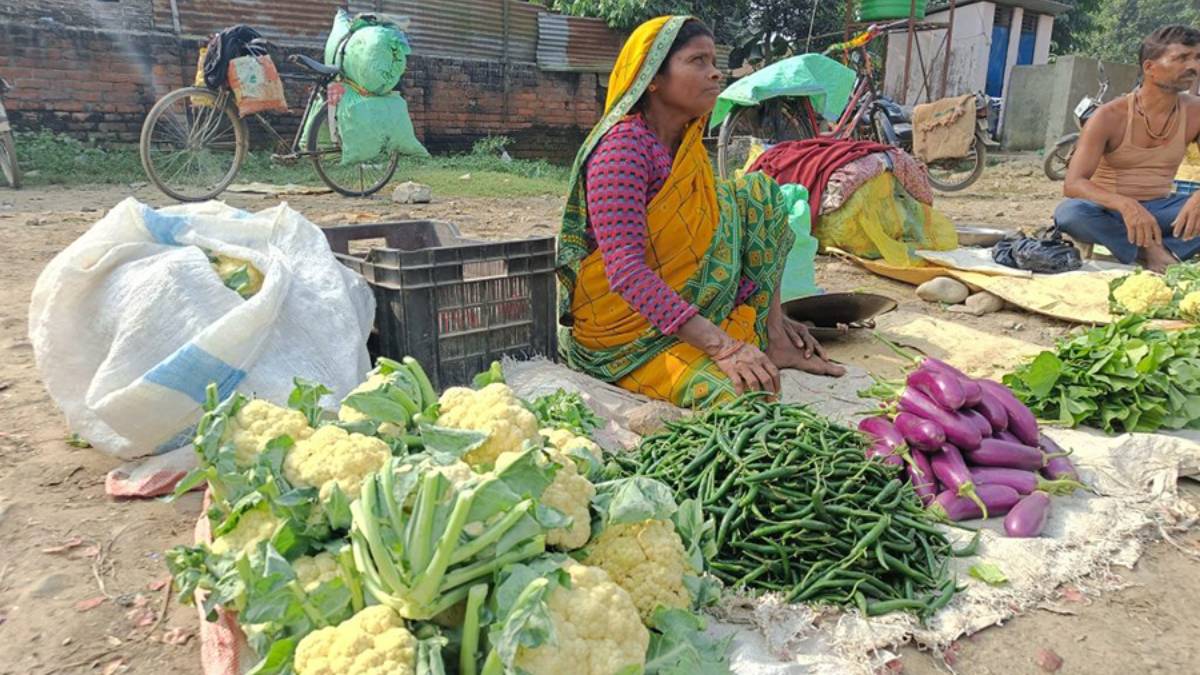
[1044, 64, 1109, 181]
[869, 91, 999, 192]
[0, 75, 19, 189]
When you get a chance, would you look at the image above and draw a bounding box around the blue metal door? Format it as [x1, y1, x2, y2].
[1017, 22, 1036, 63]
[986, 24, 1010, 97]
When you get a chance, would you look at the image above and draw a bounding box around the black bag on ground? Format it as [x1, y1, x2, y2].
[991, 229, 1082, 274]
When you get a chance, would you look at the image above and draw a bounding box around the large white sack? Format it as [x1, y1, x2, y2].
[28, 198, 375, 460]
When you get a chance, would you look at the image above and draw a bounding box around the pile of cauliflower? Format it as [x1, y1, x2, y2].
[1110, 264, 1200, 322]
[178, 364, 723, 675]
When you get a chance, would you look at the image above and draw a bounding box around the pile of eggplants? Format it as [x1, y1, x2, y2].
[860, 358, 1084, 538]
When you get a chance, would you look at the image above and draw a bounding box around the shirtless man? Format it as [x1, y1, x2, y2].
[1054, 25, 1200, 271]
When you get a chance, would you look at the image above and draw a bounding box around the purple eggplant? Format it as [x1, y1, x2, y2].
[919, 357, 983, 406]
[907, 450, 938, 505]
[977, 380, 1039, 446]
[993, 429, 1021, 444]
[858, 416, 905, 448]
[971, 467, 1084, 496]
[931, 444, 990, 518]
[893, 412, 946, 451]
[1037, 433, 1081, 482]
[960, 378, 983, 407]
[899, 387, 983, 450]
[907, 367, 967, 410]
[963, 438, 1045, 471]
[866, 441, 904, 467]
[920, 357, 969, 380]
[1004, 491, 1051, 537]
[930, 484, 1021, 521]
[973, 389, 1009, 433]
[961, 408, 993, 439]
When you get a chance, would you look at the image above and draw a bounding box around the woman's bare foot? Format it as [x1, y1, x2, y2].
[767, 324, 846, 377]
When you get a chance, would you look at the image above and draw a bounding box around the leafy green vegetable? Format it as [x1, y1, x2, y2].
[968, 562, 1008, 586]
[349, 451, 557, 620]
[645, 607, 733, 675]
[473, 361, 506, 389]
[1004, 316, 1200, 433]
[530, 390, 604, 436]
[287, 378, 332, 427]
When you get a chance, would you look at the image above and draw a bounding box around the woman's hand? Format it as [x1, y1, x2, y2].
[782, 319, 828, 360]
[711, 341, 780, 395]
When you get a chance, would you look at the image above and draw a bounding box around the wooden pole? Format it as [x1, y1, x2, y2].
[940, 0, 956, 99]
[901, 0, 918, 105]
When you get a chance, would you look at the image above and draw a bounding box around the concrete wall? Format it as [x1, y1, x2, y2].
[1002, 55, 1139, 151]
[0, 0, 605, 161]
[884, 2, 995, 104]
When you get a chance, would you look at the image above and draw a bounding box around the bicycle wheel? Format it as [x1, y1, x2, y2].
[925, 132, 987, 193]
[0, 131, 20, 188]
[1043, 134, 1077, 181]
[307, 106, 399, 197]
[140, 87, 246, 202]
[716, 99, 815, 180]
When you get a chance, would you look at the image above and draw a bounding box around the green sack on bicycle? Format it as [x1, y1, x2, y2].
[325, 10, 411, 95]
[335, 87, 428, 165]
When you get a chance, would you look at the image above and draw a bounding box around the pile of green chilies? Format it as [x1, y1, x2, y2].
[612, 394, 960, 617]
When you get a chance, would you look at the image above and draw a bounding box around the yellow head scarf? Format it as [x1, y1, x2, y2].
[604, 16, 672, 112]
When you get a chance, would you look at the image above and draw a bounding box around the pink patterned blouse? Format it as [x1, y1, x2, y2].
[585, 114, 755, 335]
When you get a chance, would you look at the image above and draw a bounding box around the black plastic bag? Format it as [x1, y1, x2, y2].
[202, 25, 265, 90]
[991, 229, 1082, 274]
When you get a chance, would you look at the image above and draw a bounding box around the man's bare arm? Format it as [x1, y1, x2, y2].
[1063, 104, 1162, 246]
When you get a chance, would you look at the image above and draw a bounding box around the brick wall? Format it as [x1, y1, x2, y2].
[0, 4, 604, 162]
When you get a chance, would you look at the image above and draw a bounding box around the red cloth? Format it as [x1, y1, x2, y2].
[749, 138, 893, 219]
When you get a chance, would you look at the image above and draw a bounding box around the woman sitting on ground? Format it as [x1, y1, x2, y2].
[557, 16, 844, 409]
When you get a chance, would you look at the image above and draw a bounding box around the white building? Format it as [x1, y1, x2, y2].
[883, 0, 1068, 105]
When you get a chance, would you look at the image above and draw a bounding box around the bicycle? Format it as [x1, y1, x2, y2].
[716, 21, 988, 192]
[0, 75, 21, 189]
[140, 47, 398, 202]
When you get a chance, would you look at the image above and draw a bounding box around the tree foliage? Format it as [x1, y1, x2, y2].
[1055, 0, 1200, 63]
[539, 0, 847, 66]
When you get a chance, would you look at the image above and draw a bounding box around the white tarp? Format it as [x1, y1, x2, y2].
[503, 359, 1200, 674]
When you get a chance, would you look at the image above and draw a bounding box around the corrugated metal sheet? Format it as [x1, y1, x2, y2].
[380, 0, 537, 63]
[537, 13, 622, 72]
[153, 0, 363, 42]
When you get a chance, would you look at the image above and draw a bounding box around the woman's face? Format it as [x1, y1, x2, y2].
[651, 35, 722, 119]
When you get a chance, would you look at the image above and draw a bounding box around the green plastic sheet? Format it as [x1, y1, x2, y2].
[710, 54, 857, 130]
[778, 183, 821, 301]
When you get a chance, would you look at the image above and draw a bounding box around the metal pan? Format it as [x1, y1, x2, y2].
[782, 292, 898, 341]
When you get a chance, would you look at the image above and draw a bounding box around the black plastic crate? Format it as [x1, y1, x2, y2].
[324, 220, 558, 389]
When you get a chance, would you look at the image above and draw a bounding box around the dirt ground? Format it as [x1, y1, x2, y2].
[1, 160, 1197, 674]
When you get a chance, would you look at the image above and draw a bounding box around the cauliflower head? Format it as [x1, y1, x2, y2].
[293, 605, 417, 675]
[209, 507, 280, 558]
[1113, 272, 1173, 315]
[436, 384, 539, 467]
[338, 373, 404, 437]
[513, 561, 649, 675]
[294, 551, 340, 593]
[1180, 291, 1200, 322]
[284, 425, 390, 500]
[541, 428, 602, 459]
[583, 519, 691, 624]
[223, 399, 313, 467]
[496, 446, 595, 550]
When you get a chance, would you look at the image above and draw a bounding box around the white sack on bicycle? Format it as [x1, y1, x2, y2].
[28, 198, 375, 460]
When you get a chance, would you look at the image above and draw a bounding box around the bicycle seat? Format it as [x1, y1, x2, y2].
[288, 54, 341, 78]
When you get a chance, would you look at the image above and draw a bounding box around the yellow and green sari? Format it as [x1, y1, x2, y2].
[557, 16, 794, 409]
